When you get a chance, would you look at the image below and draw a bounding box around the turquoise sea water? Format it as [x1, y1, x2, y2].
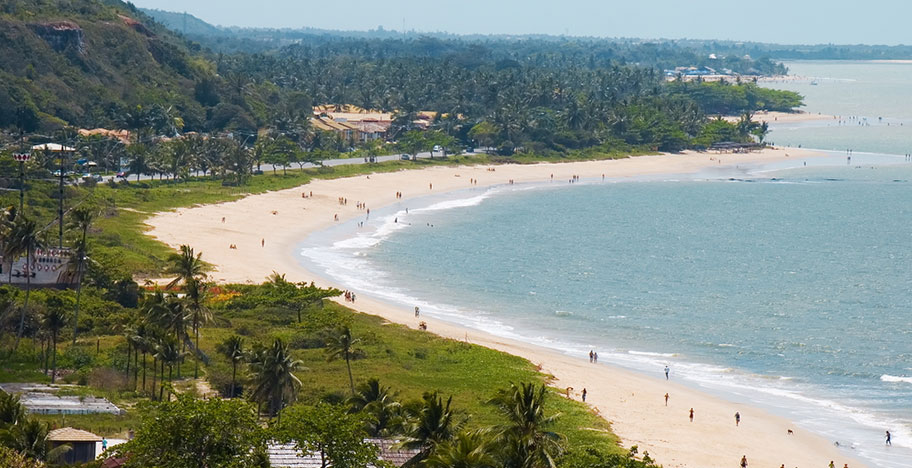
[300, 62, 912, 467]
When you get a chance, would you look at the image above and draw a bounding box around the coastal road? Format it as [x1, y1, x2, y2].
[93, 149, 482, 184]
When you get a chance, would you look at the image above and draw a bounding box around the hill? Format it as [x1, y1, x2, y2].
[138, 8, 223, 37]
[0, 0, 214, 132]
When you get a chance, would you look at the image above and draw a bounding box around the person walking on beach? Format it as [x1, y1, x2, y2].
[886, 430, 892, 445]
[415, 306, 420, 318]
[664, 393, 669, 406]
[735, 411, 741, 426]
[665, 365, 670, 380]
[829, 461, 835, 468]
[589, 350, 594, 363]
[581, 388, 587, 402]
[689, 408, 694, 422]
[740, 455, 748, 468]
[593, 352, 598, 363]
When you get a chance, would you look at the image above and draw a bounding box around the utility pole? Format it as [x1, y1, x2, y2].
[13, 152, 31, 214]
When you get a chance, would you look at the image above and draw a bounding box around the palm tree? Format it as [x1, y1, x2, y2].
[154, 337, 183, 401]
[323, 325, 362, 395]
[68, 205, 96, 345]
[401, 392, 462, 467]
[7, 217, 46, 353]
[216, 335, 245, 398]
[488, 383, 563, 468]
[249, 338, 304, 418]
[183, 278, 212, 379]
[0, 418, 71, 463]
[165, 244, 205, 289]
[348, 378, 401, 437]
[41, 306, 69, 384]
[423, 430, 497, 468]
[0, 391, 26, 428]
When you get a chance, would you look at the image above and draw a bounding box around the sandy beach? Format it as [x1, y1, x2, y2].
[147, 148, 866, 468]
[722, 110, 837, 124]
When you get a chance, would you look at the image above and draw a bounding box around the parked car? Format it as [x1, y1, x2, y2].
[433, 145, 443, 152]
[401, 154, 411, 160]
[116, 171, 127, 178]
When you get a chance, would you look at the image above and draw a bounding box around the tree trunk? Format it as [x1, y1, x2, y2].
[72, 231, 86, 346]
[134, 347, 139, 390]
[50, 332, 58, 384]
[43, 336, 49, 376]
[194, 326, 199, 379]
[159, 360, 165, 401]
[142, 352, 147, 394]
[167, 366, 173, 401]
[230, 362, 237, 398]
[345, 352, 354, 395]
[125, 341, 131, 379]
[151, 357, 157, 398]
[13, 248, 33, 352]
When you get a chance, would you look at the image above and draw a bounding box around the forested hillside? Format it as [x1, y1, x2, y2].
[0, 0, 213, 132]
[0, 0, 800, 155]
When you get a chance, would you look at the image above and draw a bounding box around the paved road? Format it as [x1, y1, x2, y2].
[94, 149, 480, 184]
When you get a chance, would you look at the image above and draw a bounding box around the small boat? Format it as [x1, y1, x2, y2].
[810, 80, 819, 86]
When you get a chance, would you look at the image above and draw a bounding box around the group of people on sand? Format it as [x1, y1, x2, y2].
[343, 291, 356, 302]
[569, 175, 580, 183]
[469, 178, 478, 185]
[338, 197, 349, 205]
[395, 191, 403, 199]
[588, 350, 599, 363]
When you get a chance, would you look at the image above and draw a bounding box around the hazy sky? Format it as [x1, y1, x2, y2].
[131, 0, 911, 45]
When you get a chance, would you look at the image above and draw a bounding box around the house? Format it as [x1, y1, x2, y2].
[268, 439, 420, 467]
[311, 116, 360, 143]
[47, 427, 101, 465]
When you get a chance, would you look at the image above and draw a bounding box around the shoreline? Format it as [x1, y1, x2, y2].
[147, 148, 867, 468]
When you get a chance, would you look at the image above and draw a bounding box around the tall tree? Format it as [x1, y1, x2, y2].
[249, 338, 304, 418]
[67, 205, 96, 345]
[40, 306, 68, 384]
[323, 326, 362, 395]
[489, 383, 563, 468]
[216, 335, 245, 398]
[183, 278, 212, 379]
[165, 244, 205, 289]
[347, 378, 401, 437]
[401, 392, 462, 467]
[7, 217, 45, 353]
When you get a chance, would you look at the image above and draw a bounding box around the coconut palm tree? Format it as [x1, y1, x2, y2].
[249, 338, 304, 418]
[323, 325, 362, 395]
[488, 383, 563, 468]
[68, 205, 96, 346]
[0, 418, 71, 463]
[216, 335, 245, 398]
[41, 306, 69, 384]
[183, 278, 212, 379]
[155, 336, 184, 401]
[165, 244, 205, 289]
[401, 392, 462, 467]
[0, 391, 26, 429]
[347, 378, 401, 437]
[423, 430, 497, 468]
[7, 217, 45, 353]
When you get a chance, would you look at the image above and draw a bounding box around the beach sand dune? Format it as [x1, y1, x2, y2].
[147, 148, 865, 468]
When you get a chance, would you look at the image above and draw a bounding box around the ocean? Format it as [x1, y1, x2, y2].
[299, 61, 912, 468]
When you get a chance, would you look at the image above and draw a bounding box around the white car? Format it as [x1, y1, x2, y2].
[432, 145, 443, 152]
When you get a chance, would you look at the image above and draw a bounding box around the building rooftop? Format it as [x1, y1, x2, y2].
[48, 427, 102, 442]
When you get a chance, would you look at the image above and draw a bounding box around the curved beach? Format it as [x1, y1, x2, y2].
[146, 148, 866, 468]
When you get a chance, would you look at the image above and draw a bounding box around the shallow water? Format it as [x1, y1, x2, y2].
[298, 61, 912, 467]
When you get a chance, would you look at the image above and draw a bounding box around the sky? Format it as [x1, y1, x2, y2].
[130, 0, 912, 45]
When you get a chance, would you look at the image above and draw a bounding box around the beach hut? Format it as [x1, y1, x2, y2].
[47, 427, 101, 465]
